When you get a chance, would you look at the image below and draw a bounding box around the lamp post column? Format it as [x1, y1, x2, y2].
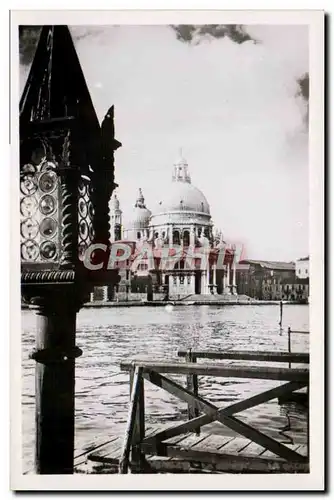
[26, 286, 85, 474]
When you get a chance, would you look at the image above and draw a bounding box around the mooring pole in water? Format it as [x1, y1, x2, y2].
[287, 326, 292, 369]
[279, 300, 283, 327]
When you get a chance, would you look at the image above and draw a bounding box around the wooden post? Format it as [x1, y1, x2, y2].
[185, 350, 200, 435]
[119, 366, 144, 474]
[279, 300, 283, 327]
[288, 326, 291, 369]
[131, 370, 145, 472]
[306, 384, 310, 459]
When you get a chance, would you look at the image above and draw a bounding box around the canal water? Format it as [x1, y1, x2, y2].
[21, 304, 309, 472]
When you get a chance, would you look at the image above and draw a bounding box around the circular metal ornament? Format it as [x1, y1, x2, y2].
[21, 219, 39, 239]
[20, 196, 38, 217]
[39, 194, 56, 216]
[78, 198, 88, 218]
[88, 201, 95, 219]
[21, 240, 39, 261]
[20, 174, 37, 196]
[79, 220, 89, 241]
[39, 217, 57, 238]
[40, 240, 58, 260]
[39, 171, 57, 194]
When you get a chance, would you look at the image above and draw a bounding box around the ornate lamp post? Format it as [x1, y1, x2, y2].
[20, 26, 121, 474]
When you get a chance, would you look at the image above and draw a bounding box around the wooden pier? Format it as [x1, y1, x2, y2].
[75, 349, 309, 474]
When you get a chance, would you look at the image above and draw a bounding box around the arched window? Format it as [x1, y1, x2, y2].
[173, 230, 180, 245]
[137, 232, 141, 240]
[183, 230, 190, 247]
[180, 260, 185, 270]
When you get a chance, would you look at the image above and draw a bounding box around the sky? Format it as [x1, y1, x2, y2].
[19, 24, 309, 262]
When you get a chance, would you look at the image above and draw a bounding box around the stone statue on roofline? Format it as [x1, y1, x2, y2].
[154, 233, 164, 249]
[198, 231, 209, 248]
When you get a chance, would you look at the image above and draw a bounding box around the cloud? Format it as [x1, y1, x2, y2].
[18, 26, 41, 66]
[296, 72, 309, 126]
[170, 24, 257, 45]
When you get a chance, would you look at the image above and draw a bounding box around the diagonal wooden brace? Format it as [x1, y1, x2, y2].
[143, 377, 306, 445]
[143, 370, 307, 462]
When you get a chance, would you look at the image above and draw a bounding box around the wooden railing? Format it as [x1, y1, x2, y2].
[119, 351, 309, 474]
[286, 327, 310, 368]
[177, 349, 309, 363]
[178, 348, 309, 427]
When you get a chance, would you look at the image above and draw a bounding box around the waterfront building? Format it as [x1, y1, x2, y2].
[89, 156, 310, 304]
[91, 153, 237, 302]
[237, 260, 309, 302]
[296, 256, 309, 279]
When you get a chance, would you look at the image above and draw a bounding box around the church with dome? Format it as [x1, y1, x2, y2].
[104, 154, 237, 301]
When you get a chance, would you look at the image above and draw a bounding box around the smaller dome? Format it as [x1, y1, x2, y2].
[124, 188, 152, 230]
[128, 207, 152, 229]
[110, 193, 120, 211]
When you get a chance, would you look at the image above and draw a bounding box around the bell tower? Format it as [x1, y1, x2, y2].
[110, 192, 122, 241]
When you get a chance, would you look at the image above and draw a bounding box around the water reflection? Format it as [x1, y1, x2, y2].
[21, 304, 309, 471]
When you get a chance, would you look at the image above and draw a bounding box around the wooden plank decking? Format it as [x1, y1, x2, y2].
[74, 426, 309, 474]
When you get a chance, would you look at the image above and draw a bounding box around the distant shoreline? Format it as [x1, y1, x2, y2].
[21, 300, 308, 310]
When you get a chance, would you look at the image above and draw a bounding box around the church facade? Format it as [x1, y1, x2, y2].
[105, 154, 238, 301]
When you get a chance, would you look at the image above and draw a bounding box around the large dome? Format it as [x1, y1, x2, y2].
[154, 181, 210, 215]
[153, 155, 210, 216]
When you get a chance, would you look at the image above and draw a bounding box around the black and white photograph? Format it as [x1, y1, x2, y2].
[11, 9, 324, 491]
